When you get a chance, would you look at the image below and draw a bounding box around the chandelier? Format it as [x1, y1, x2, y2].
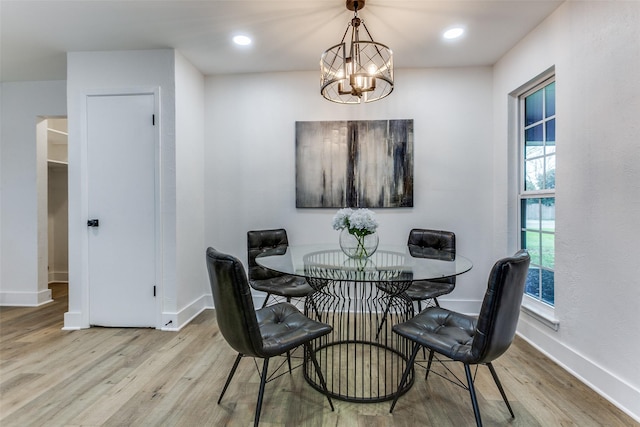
[320, 0, 394, 104]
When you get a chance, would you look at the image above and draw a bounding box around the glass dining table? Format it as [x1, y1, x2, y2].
[256, 244, 473, 403]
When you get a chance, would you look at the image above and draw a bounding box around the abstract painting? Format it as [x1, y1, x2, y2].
[296, 120, 413, 208]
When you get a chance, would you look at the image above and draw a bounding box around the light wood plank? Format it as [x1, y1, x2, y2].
[0, 284, 636, 426]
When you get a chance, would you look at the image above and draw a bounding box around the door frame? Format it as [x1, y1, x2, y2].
[79, 87, 162, 329]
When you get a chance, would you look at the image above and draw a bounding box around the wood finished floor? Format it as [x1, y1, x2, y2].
[0, 283, 636, 427]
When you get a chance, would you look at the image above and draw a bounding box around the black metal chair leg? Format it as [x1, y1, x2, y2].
[464, 364, 483, 427]
[424, 349, 435, 380]
[414, 299, 428, 360]
[487, 362, 515, 418]
[218, 353, 243, 404]
[286, 351, 292, 374]
[375, 297, 393, 339]
[254, 358, 270, 427]
[389, 343, 421, 413]
[305, 343, 334, 411]
[260, 293, 272, 308]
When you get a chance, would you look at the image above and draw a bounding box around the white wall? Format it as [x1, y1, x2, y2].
[204, 67, 495, 313]
[0, 50, 206, 330]
[170, 51, 207, 329]
[493, 1, 640, 420]
[64, 49, 206, 331]
[0, 80, 66, 305]
[66, 49, 178, 329]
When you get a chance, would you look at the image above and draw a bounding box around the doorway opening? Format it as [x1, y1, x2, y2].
[37, 116, 69, 304]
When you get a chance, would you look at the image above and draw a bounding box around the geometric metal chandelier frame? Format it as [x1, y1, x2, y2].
[320, 0, 394, 104]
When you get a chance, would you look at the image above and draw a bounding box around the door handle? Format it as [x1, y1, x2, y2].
[87, 219, 100, 227]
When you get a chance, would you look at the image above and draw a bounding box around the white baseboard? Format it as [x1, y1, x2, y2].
[518, 316, 640, 423]
[0, 289, 52, 306]
[61, 295, 213, 331]
[161, 294, 212, 331]
[62, 311, 85, 330]
[48, 271, 69, 283]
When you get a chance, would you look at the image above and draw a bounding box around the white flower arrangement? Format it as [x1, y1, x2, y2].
[332, 208, 378, 238]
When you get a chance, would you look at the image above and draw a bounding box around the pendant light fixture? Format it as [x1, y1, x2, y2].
[320, 0, 393, 104]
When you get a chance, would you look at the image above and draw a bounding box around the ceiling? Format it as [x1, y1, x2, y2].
[0, 0, 564, 82]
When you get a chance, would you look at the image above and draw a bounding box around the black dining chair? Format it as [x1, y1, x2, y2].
[206, 247, 334, 427]
[389, 250, 531, 427]
[405, 228, 457, 311]
[375, 229, 456, 337]
[247, 228, 314, 308]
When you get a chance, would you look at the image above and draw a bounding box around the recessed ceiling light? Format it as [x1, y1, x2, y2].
[233, 35, 252, 46]
[443, 27, 465, 40]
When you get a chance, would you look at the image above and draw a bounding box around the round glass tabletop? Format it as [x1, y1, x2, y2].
[256, 244, 472, 283]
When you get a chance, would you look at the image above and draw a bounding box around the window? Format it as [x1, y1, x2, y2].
[519, 78, 555, 306]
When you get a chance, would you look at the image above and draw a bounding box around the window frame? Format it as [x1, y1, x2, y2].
[516, 74, 559, 328]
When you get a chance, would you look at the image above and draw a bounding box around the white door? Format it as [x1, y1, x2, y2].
[87, 93, 157, 327]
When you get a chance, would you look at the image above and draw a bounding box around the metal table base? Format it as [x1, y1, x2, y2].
[303, 277, 415, 402]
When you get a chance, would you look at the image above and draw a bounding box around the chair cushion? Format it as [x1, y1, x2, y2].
[404, 279, 456, 301]
[255, 302, 332, 358]
[249, 275, 313, 298]
[392, 307, 478, 363]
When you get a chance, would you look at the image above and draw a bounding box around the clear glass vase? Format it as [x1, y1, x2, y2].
[339, 228, 379, 259]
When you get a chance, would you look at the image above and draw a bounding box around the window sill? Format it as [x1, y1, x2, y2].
[520, 300, 560, 331]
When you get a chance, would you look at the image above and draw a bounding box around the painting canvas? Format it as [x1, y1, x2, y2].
[296, 120, 413, 208]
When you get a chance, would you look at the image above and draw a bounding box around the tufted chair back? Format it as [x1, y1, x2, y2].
[408, 229, 456, 287]
[407, 228, 456, 261]
[470, 249, 530, 363]
[206, 247, 264, 358]
[247, 229, 289, 281]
